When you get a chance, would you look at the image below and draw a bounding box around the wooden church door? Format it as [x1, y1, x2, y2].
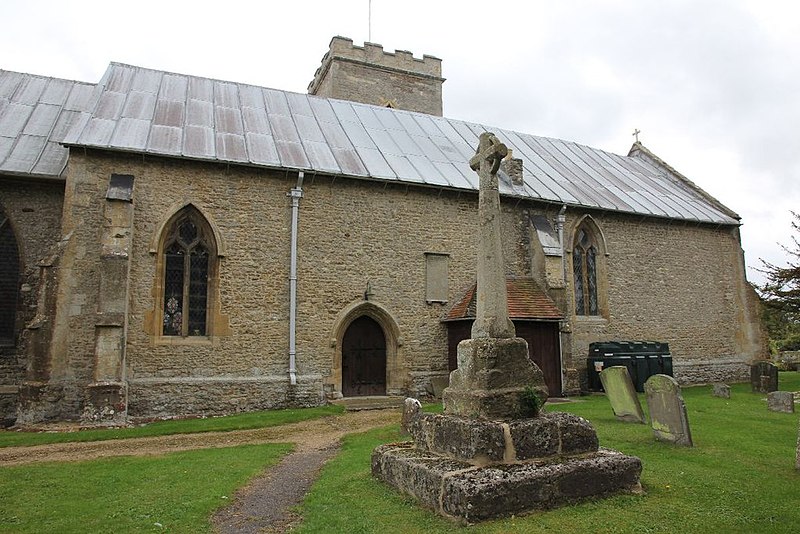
[342, 316, 387, 396]
[516, 321, 562, 397]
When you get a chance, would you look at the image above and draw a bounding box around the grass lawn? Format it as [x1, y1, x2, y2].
[0, 404, 344, 448]
[0, 443, 293, 533]
[298, 373, 800, 533]
[1, 374, 798, 533]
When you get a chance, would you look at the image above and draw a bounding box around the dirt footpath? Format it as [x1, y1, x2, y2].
[0, 408, 400, 466]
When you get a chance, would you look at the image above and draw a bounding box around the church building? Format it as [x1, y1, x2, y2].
[0, 37, 764, 424]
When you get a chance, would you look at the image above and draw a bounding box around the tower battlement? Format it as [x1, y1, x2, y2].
[308, 36, 444, 116]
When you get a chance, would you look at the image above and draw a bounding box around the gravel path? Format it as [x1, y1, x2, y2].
[0, 408, 402, 532]
[212, 443, 340, 533]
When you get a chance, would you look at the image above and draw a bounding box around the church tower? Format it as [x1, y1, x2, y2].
[307, 36, 445, 116]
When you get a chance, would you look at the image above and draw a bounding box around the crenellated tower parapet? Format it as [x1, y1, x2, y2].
[308, 36, 445, 116]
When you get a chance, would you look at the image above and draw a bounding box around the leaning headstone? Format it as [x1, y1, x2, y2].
[644, 374, 693, 447]
[750, 361, 778, 393]
[371, 132, 643, 523]
[767, 391, 795, 413]
[600, 366, 646, 423]
[712, 383, 731, 399]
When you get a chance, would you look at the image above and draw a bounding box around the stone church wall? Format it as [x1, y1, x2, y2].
[564, 211, 762, 387]
[56, 150, 538, 418]
[122, 154, 310, 416]
[0, 178, 64, 423]
[13, 149, 762, 420]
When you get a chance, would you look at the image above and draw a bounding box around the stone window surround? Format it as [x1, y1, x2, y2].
[144, 201, 230, 345]
[566, 215, 609, 319]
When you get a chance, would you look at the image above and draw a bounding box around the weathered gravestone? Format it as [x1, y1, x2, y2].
[712, 383, 731, 399]
[599, 366, 646, 423]
[644, 374, 693, 447]
[796, 418, 800, 471]
[371, 132, 643, 523]
[767, 391, 795, 413]
[750, 361, 778, 393]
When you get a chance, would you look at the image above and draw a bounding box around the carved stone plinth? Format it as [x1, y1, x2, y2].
[406, 410, 598, 464]
[443, 337, 548, 419]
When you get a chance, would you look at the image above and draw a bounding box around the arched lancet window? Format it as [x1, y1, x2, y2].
[573, 226, 599, 316]
[161, 207, 216, 337]
[0, 206, 20, 344]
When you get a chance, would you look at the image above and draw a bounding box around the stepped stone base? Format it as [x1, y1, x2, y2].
[375, 399, 643, 522]
[372, 442, 643, 522]
[406, 411, 599, 464]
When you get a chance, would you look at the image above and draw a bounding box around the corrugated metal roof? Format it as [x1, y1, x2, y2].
[0, 70, 96, 178]
[1, 62, 739, 225]
[444, 278, 564, 321]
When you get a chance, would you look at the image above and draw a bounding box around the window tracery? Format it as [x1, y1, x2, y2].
[573, 227, 599, 316]
[161, 209, 214, 337]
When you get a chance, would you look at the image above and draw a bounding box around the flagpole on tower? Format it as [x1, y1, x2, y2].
[368, 0, 372, 42]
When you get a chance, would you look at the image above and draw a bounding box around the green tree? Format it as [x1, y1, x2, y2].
[758, 211, 800, 352]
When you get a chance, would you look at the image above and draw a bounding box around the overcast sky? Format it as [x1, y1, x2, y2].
[4, 0, 798, 285]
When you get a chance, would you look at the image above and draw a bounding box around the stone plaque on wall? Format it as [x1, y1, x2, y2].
[424, 252, 449, 303]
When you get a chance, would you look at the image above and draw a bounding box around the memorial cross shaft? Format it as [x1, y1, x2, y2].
[469, 132, 515, 339]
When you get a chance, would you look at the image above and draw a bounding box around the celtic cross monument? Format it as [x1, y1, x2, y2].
[371, 132, 643, 522]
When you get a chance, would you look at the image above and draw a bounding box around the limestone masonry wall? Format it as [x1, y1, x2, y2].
[0, 178, 64, 422]
[60, 151, 536, 418]
[565, 211, 761, 387]
[9, 148, 761, 420]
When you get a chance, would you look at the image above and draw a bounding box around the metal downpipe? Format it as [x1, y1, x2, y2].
[288, 171, 304, 385]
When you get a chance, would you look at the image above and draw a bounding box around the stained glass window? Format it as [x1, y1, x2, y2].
[573, 246, 585, 315]
[161, 209, 213, 337]
[0, 209, 20, 344]
[573, 227, 600, 316]
[586, 246, 598, 314]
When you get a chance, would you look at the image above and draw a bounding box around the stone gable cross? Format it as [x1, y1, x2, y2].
[469, 132, 515, 339]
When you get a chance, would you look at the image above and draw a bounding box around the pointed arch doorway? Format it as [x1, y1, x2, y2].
[341, 315, 387, 396]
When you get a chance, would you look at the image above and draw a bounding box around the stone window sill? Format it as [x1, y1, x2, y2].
[573, 315, 609, 326]
[154, 336, 214, 347]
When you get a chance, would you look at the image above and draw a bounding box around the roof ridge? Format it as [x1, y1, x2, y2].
[0, 68, 94, 87]
[106, 61, 314, 100]
[628, 141, 740, 221]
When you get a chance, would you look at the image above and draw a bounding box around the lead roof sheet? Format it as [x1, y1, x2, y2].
[0, 70, 95, 178]
[0, 64, 738, 224]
